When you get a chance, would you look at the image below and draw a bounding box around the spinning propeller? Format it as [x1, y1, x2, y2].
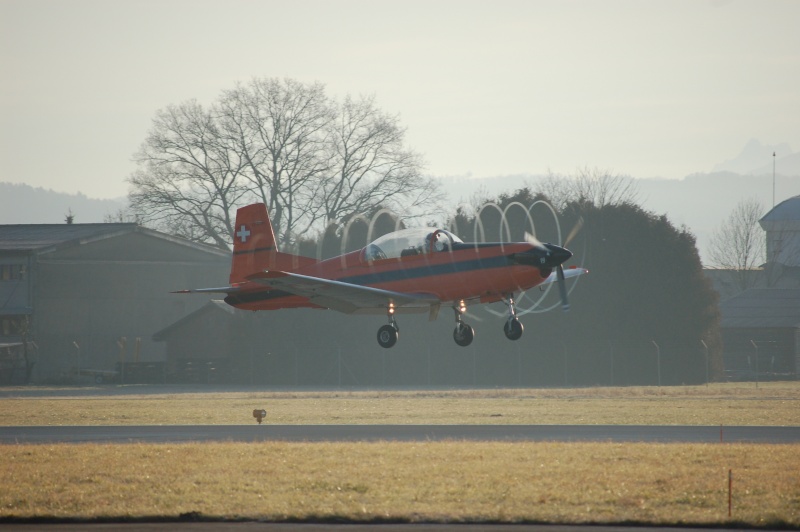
[556, 216, 584, 312]
[522, 215, 584, 312]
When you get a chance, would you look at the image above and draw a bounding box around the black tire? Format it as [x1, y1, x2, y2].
[377, 324, 398, 348]
[504, 318, 524, 341]
[453, 323, 474, 347]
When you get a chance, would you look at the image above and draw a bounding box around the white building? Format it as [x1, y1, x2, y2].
[760, 195, 800, 287]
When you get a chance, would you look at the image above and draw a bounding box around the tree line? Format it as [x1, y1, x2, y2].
[128, 77, 722, 383]
[208, 185, 722, 385]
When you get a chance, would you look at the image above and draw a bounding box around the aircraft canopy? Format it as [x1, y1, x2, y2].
[364, 228, 463, 261]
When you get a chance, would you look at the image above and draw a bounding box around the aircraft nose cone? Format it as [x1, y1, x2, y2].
[543, 243, 573, 267]
[511, 243, 572, 268]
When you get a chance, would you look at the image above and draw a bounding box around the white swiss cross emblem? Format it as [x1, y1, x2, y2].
[236, 225, 251, 243]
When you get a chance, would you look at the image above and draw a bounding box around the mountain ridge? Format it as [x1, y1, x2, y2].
[3, 170, 799, 264]
[0, 182, 126, 225]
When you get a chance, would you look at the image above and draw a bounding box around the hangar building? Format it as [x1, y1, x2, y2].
[717, 195, 800, 378]
[720, 289, 800, 378]
[0, 223, 229, 383]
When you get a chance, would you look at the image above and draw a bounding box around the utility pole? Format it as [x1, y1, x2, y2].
[773, 151, 776, 207]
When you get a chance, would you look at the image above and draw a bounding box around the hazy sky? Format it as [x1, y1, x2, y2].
[2, 0, 798, 199]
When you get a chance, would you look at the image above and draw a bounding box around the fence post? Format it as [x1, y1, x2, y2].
[700, 339, 709, 386]
[651, 340, 661, 387]
[609, 343, 614, 386]
[750, 340, 759, 389]
[72, 340, 80, 378]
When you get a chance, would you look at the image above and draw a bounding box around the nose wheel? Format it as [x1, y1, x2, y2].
[504, 318, 523, 340]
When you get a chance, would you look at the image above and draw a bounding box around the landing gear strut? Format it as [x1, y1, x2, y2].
[503, 296, 524, 341]
[377, 303, 399, 348]
[453, 300, 474, 347]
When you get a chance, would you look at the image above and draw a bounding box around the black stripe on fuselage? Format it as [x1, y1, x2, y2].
[228, 244, 532, 306]
[337, 244, 516, 286]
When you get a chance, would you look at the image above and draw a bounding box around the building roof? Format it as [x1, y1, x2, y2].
[152, 300, 236, 341]
[719, 288, 800, 329]
[0, 224, 135, 252]
[760, 195, 800, 223]
[0, 223, 229, 257]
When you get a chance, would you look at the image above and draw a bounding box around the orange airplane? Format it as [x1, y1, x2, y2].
[180, 203, 588, 348]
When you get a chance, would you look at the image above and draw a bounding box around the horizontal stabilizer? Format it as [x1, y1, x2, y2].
[172, 286, 240, 294]
[539, 266, 589, 285]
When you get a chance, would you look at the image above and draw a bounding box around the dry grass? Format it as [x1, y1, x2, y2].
[2, 383, 798, 526]
[1, 382, 799, 426]
[1, 441, 798, 526]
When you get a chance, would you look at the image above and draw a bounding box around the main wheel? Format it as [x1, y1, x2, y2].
[377, 324, 399, 348]
[504, 318, 524, 341]
[453, 323, 475, 347]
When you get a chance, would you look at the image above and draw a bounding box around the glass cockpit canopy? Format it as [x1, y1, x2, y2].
[363, 228, 463, 261]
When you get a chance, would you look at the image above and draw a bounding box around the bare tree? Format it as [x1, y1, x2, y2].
[319, 94, 440, 224]
[130, 101, 248, 249]
[128, 78, 437, 249]
[103, 207, 139, 224]
[707, 197, 766, 292]
[217, 78, 333, 246]
[537, 167, 639, 210]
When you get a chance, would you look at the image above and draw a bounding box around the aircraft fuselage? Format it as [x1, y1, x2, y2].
[225, 241, 546, 312]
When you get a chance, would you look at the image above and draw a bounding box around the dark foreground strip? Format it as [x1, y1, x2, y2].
[1, 424, 799, 444]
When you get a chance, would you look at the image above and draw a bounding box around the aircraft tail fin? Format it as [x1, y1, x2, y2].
[229, 203, 316, 283]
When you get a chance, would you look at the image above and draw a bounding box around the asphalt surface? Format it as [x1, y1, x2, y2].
[2, 524, 786, 532]
[2, 424, 799, 444]
[0, 524, 787, 532]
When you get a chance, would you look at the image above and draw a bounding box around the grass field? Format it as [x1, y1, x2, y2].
[1, 382, 798, 526]
[1, 381, 799, 426]
[2, 441, 798, 526]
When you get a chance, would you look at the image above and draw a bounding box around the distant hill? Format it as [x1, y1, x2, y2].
[0, 182, 126, 224]
[748, 152, 800, 177]
[4, 167, 800, 264]
[712, 138, 797, 175]
[441, 171, 800, 264]
[634, 172, 799, 263]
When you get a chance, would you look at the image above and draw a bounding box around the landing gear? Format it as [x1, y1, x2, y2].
[454, 322, 475, 347]
[377, 303, 399, 348]
[503, 296, 524, 341]
[377, 324, 398, 348]
[504, 318, 523, 340]
[452, 300, 474, 347]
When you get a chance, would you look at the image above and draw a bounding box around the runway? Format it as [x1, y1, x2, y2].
[1, 424, 799, 444]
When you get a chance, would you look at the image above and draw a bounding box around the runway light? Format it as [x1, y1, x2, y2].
[253, 409, 267, 424]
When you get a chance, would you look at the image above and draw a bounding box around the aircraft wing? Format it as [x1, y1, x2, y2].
[0, 342, 24, 349]
[247, 271, 440, 314]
